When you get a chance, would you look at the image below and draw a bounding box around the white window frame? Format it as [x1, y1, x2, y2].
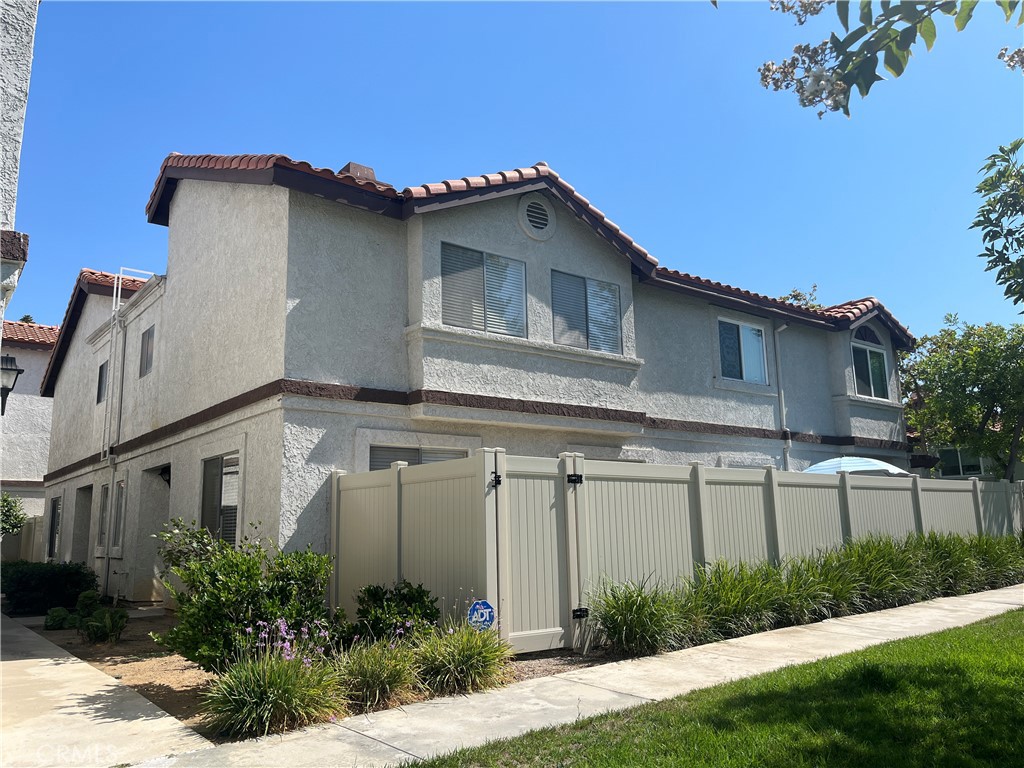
[94, 483, 109, 557]
[108, 473, 128, 560]
[440, 243, 527, 338]
[937, 447, 991, 478]
[139, 324, 155, 378]
[851, 328, 890, 400]
[551, 270, 622, 355]
[717, 317, 769, 385]
[201, 451, 241, 546]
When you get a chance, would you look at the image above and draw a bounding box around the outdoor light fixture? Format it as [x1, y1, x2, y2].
[0, 354, 24, 416]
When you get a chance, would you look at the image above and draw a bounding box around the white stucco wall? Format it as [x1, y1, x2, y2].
[0, 0, 38, 230]
[285, 191, 408, 389]
[0, 344, 51, 479]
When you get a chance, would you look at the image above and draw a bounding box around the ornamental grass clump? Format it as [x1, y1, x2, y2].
[967, 532, 1024, 589]
[691, 560, 780, 639]
[337, 640, 417, 712]
[202, 618, 345, 738]
[590, 577, 682, 656]
[840, 535, 924, 610]
[776, 556, 832, 627]
[414, 622, 514, 695]
[916, 532, 984, 597]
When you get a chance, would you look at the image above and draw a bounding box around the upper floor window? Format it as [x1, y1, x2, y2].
[551, 271, 622, 354]
[718, 319, 767, 384]
[441, 243, 526, 338]
[938, 447, 990, 478]
[369, 445, 468, 471]
[852, 326, 888, 399]
[139, 325, 155, 378]
[96, 361, 108, 404]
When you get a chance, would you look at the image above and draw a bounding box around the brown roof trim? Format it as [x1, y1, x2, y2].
[41, 378, 907, 484]
[1, 230, 29, 262]
[40, 270, 147, 398]
[0, 479, 45, 488]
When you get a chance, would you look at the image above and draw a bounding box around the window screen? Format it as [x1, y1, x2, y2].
[853, 345, 888, 399]
[441, 244, 526, 337]
[369, 446, 468, 471]
[719, 320, 767, 384]
[202, 453, 239, 544]
[139, 325, 155, 377]
[551, 271, 621, 354]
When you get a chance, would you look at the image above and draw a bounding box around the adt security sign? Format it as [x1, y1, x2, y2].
[467, 600, 495, 631]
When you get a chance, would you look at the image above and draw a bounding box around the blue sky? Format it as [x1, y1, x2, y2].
[9, 1, 1023, 336]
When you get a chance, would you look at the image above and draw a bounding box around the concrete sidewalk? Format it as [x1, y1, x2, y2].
[129, 585, 1023, 768]
[0, 614, 209, 768]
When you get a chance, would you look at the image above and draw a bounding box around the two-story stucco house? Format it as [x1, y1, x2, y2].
[40, 153, 914, 601]
[1, 319, 58, 561]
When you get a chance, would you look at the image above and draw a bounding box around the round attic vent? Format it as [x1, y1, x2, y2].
[518, 194, 555, 241]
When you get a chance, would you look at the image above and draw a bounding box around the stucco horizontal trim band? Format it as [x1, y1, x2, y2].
[43, 453, 102, 483]
[42, 378, 908, 484]
[0, 480, 45, 488]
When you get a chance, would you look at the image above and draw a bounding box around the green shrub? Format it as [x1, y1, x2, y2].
[75, 590, 102, 618]
[589, 577, 682, 656]
[916, 532, 983, 597]
[338, 640, 417, 711]
[840, 535, 924, 610]
[44, 607, 70, 630]
[0, 561, 99, 615]
[348, 580, 440, 644]
[1, 492, 27, 537]
[969, 533, 1024, 588]
[414, 622, 513, 695]
[153, 519, 333, 670]
[80, 607, 129, 644]
[815, 549, 867, 617]
[202, 618, 345, 738]
[776, 557, 832, 626]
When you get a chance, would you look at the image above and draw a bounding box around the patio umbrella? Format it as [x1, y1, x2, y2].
[802, 457, 910, 475]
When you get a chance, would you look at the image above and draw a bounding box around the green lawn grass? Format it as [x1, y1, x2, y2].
[423, 609, 1024, 767]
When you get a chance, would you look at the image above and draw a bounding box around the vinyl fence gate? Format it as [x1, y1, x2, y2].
[330, 449, 1023, 653]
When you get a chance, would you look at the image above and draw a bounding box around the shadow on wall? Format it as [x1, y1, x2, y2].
[282, 473, 332, 555]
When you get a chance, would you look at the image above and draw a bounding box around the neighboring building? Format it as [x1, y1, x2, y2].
[1, 319, 57, 561]
[40, 153, 914, 602]
[1, 0, 40, 319]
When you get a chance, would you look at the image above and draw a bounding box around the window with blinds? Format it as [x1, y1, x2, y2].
[369, 446, 468, 471]
[441, 243, 526, 337]
[202, 452, 240, 544]
[551, 270, 621, 354]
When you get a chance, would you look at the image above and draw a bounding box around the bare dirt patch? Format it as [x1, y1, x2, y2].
[511, 647, 612, 682]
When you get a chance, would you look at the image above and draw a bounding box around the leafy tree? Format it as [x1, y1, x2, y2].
[17, 314, 34, 323]
[902, 317, 1024, 480]
[757, 1, 1023, 118]
[972, 139, 1024, 308]
[1, 492, 28, 537]
[778, 283, 823, 308]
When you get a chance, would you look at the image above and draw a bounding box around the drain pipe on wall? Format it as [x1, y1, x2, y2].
[774, 321, 791, 471]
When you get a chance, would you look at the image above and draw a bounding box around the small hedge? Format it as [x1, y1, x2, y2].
[0, 561, 98, 615]
[591, 532, 1024, 657]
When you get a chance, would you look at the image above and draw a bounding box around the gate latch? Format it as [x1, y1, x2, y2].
[491, 471, 502, 487]
[566, 473, 584, 485]
[572, 607, 590, 620]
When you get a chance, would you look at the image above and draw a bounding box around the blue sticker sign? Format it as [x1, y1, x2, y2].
[467, 600, 495, 631]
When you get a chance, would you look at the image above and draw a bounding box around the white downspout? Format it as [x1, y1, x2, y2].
[774, 321, 791, 471]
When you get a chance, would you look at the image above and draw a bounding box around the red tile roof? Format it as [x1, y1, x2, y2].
[40, 269, 150, 397]
[2, 320, 59, 347]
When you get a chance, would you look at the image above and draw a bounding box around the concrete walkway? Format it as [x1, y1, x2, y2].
[0, 614, 209, 768]
[2, 588, 1020, 768]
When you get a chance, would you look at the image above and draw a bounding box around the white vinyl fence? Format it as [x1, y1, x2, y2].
[330, 449, 1023, 653]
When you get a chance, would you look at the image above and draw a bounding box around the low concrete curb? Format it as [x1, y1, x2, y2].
[128, 584, 1023, 768]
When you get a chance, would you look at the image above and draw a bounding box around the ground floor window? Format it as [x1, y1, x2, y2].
[46, 496, 61, 559]
[202, 453, 239, 544]
[369, 446, 468, 471]
[97, 484, 109, 550]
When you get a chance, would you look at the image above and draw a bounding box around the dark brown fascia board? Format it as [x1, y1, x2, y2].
[272, 167, 403, 218]
[40, 278, 140, 397]
[641, 273, 836, 331]
[1, 230, 30, 262]
[42, 377, 908, 484]
[148, 167, 276, 225]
